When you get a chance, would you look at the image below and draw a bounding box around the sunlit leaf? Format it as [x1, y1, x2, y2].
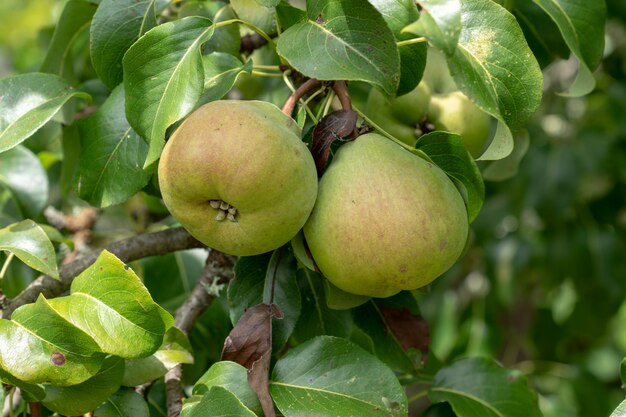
[0, 220, 59, 279]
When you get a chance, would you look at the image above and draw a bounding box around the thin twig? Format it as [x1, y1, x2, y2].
[1, 228, 204, 319]
[332, 80, 352, 111]
[165, 250, 236, 417]
[281, 78, 323, 117]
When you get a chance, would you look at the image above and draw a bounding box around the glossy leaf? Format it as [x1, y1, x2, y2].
[123, 17, 214, 168]
[480, 129, 530, 181]
[193, 361, 262, 414]
[277, 0, 401, 95]
[0, 368, 45, 402]
[291, 269, 353, 343]
[0, 295, 106, 386]
[0, 146, 48, 218]
[230, 0, 276, 34]
[271, 336, 408, 416]
[91, 0, 162, 89]
[228, 248, 301, 350]
[429, 357, 543, 417]
[122, 327, 194, 386]
[0, 220, 59, 279]
[415, 132, 485, 222]
[181, 386, 257, 417]
[198, 53, 253, 106]
[0, 73, 89, 153]
[41, 356, 124, 416]
[369, 0, 426, 95]
[76, 84, 151, 207]
[611, 400, 626, 417]
[406, 0, 543, 161]
[405, 0, 461, 55]
[40, 0, 97, 75]
[94, 388, 150, 417]
[49, 250, 173, 358]
[532, 0, 606, 96]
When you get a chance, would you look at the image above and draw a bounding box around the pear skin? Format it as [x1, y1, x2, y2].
[304, 133, 468, 298]
[158, 100, 318, 256]
[428, 91, 491, 158]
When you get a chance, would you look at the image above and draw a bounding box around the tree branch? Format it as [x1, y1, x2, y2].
[1, 227, 204, 319]
[165, 250, 236, 417]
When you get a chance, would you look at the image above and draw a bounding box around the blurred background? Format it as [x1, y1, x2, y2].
[1, 1, 625, 416]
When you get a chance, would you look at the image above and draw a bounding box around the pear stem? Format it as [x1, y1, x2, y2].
[281, 78, 323, 117]
[397, 37, 427, 47]
[352, 105, 416, 152]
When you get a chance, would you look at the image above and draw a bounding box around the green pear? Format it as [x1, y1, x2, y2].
[427, 91, 491, 158]
[303, 133, 468, 298]
[390, 81, 432, 126]
[158, 100, 318, 256]
[422, 47, 457, 95]
[365, 83, 431, 147]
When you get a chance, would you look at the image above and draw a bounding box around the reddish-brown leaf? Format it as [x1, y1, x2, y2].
[221, 303, 282, 417]
[379, 305, 429, 363]
[311, 109, 357, 176]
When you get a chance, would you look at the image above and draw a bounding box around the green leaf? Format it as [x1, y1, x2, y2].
[611, 399, 626, 417]
[404, 0, 461, 55]
[621, 357, 626, 387]
[271, 336, 408, 416]
[0, 73, 89, 153]
[0, 295, 106, 386]
[415, 132, 484, 222]
[95, 389, 150, 417]
[76, 84, 151, 207]
[123, 17, 214, 169]
[480, 129, 530, 181]
[48, 250, 172, 358]
[230, 0, 277, 34]
[122, 327, 194, 386]
[276, 2, 308, 30]
[41, 356, 124, 416]
[193, 361, 262, 414]
[198, 53, 253, 106]
[40, 0, 97, 75]
[531, 0, 606, 96]
[91, 0, 162, 90]
[0, 368, 46, 401]
[201, 5, 242, 57]
[406, 0, 543, 161]
[228, 248, 301, 351]
[291, 269, 353, 343]
[181, 386, 257, 417]
[276, 0, 401, 95]
[429, 357, 543, 417]
[0, 146, 48, 218]
[0, 220, 59, 279]
[370, 0, 425, 96]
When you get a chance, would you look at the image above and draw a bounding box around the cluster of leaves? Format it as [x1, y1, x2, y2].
[0, 0, 615, 416]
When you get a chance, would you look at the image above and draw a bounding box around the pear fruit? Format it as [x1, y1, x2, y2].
[365, 82, 431, 147]
[428, 91, 491, 158]
[422, 47, 492, 158]
[303, 133, 468, 298]
[158, 100, 318, 256]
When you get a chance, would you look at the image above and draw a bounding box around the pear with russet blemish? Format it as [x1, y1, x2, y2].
[158, 100, 318, 256]
[303, 133, 468, 298]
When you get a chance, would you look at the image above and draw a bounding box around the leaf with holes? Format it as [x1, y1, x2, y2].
[277, 0, 401, 95]
[0, 73, 89, 153]
[123, 16, 214, 169]
[0, 220, 58, 279]
[429, 357, 543, 417]
[76, 84, 150, 208]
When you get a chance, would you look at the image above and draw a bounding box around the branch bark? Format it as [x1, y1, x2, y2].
[165, 250, 236, 417]
[1, 227, 204, 319]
